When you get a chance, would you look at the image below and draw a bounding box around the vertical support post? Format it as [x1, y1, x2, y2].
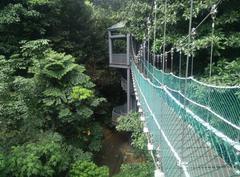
[143, 40, 146, 74]
[127, 33, 130, 66]
[127, 68, 131, 113]
[108, 31, 112, 64]
[148, 38, 150, 63]
[179, 50, 182, 77]
[162, 0, 168, 72]
[127, 33, 131, 113]
[171, 48, 174, 73]
[147, 17, 151, 64]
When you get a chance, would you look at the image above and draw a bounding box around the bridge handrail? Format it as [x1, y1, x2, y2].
[132, 62, 240, 152]
[143, 63, 240, 132]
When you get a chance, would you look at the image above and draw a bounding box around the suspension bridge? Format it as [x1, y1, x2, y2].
[108, 0, 240, 176]
[132, 59, 240, 177]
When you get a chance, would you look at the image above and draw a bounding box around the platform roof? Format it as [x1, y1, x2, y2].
[108, 21, 126, 31]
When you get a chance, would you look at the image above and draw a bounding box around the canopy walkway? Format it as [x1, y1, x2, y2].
[108, 0, 240, 176]
[132, 60, 240, 177]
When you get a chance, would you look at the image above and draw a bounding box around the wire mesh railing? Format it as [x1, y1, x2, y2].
[132, 61, 240, 177]
[144, 61, 240, 142]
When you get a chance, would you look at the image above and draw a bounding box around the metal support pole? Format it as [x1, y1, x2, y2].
[127, 34, 130, 66]
[143, 40, 146, 74]
[127, 68, 131, 113]
[108, 31, 112, 64]
[163, 0, 168, 72]
[147, 17, 151, 64]
[179, 51, 182, 77]
[127, 33, 131, 113]
[171, 48, 174, 73]
[148, 37, 150, 63]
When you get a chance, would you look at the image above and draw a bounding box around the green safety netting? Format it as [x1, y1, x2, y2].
[143, 61, 240, 141]
[132, 61, 240, 177]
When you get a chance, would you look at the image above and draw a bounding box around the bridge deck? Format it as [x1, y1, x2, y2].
[132, 65, 237, 177]
[152, 99, 235, 177]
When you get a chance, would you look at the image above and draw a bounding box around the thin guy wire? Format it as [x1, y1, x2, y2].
[184, 0, 194, 105]
[162, 0, 168, 72]
[156, 0, 224, 59]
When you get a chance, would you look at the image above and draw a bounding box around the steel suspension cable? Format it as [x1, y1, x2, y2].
[132, 61, 240, 176]
[171, 48, 174, 73]
[184, 0, 194, 104]
[147, 17, 151, 63]
[153, 0, 157, 68]
[136, 61, 240, 149]
[162, 0, 168, 72]
[190, 28, 196, 76]
[209, 5, 217, 78]
[182, 1, 194, 173]
[159, 0, 223, 60]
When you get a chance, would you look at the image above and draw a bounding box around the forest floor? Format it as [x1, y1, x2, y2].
[95, 127, 144, 176]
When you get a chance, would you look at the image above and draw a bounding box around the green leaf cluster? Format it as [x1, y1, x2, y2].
[70, 160, 109, 177]
[116, 112, 148, 153]
[8, 133, 70, 177]
[0, 39, 106, 176]
[114, 163, 154, 177]
[202, 58, 240, 85]
[120, 0, 240, 84]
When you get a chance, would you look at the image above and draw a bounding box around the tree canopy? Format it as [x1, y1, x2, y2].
[119, 0, 240, 84]
[0, 0, 239, 176]
[0, 1, 111, 176]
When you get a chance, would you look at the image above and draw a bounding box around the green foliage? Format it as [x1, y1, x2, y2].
[0, 0, 119, 176]
[202, 58, 240, 85]
[114, 163, 154, 177]
[0, 0, 96, 60]
[27, 0, 58, 6]
[0, 55, 13, 94]
[87, 123, 104, 152]
[32, 50, 82, 80]
[116, 112, 148, 154]
[120, 1, 151, 40]
[93, 0, 128, 11]
[0, 3, 40, 25]
[71, 87, 93, 101]
[0, 153, 5, 175]
[116, 112, 142, 132]
[18, 40, 105, 127]
[0, 39, 105, 176]
[20, 40, 50, 58]
[0, 54, 39, 148]
[69, 161, 109, 177]
[5, 132, 93, 177]
[115, 113, 154, 176]
[121, 0, 240, 83]
[8, 133, 70, 177]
